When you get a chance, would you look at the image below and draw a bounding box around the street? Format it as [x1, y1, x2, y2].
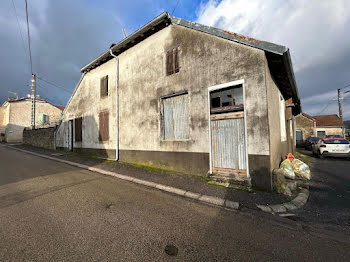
[0, 144, 349, 261]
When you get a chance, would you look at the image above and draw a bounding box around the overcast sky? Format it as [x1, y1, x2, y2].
[1, 0, 349, 120]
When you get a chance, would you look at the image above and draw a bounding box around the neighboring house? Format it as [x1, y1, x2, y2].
[295, 113, 316, 145]
[344, 120, 350, 139]
[0, 97, 64, 142]
[55, 12, 301, 190]
[312, 114, 344, 138]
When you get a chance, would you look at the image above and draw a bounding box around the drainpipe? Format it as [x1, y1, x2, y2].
[109, 49, 119, 161]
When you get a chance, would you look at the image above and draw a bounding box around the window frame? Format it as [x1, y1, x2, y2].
[100, 75, 109, 98]
[166, 47, 180, 76]
[279, 95, 287, 142]
[160, 91, 190, 141]
[210, 85, 244, 114]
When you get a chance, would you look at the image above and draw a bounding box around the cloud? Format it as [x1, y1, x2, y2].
[197, 0, 350, 119]
[0, 0, 123, 106]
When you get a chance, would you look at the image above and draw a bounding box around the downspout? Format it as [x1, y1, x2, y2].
[109, 49, 119, 161]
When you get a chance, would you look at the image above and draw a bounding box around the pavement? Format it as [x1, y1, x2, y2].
[1, 144, 350, 261]
[9, 144, 293, 209]
[290, 149, 350, 233]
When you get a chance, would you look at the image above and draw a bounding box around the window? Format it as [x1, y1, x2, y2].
[161, 93, 189, 140]
[39, 113, 49, 124]
[75, 117, 82, 142]
[279, 95, 287, 141]
[210, 85, 243, 113]
[317, 131, 326, 138]
[166, 47, 179, 75]
[100, 75, 109, 97]
[99, 111, 109, 141]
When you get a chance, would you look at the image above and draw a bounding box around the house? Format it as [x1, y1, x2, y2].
[0, 97, 64, 142]
[55, 12, 301, 190]
[344, 120, 350, 139]
[312, 114, 344, 138]
[295, 113, 316, 145]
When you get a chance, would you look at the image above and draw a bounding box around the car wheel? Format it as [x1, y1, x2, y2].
[318, 151, 324, 159]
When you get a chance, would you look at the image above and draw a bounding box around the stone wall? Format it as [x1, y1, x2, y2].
[23, 126, 56, 150]
[295, 114, 315, 142]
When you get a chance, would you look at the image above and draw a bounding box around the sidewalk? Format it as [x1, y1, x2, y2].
[8, 144, 293, 209]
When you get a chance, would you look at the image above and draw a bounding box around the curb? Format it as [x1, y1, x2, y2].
[8, 146, 240, 210]
[256, 187, 309, 214]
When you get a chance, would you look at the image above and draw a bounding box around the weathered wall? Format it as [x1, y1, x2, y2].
[117, 24, 269, 176]
[5, 101, 62, 142]
[295, 114, 315, 142]
[0, 106, 6, 126]
[0, 106, 7, 141]
[57, 59, 117, 158]
[265, 56, 292, 189]
[315, 127, 344, 136]
[23, 127, 56, 149]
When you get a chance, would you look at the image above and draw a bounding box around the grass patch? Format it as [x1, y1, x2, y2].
[118, 161, 173, 173]
[206, 181, 255, 193]
[295, 148, 316, 166]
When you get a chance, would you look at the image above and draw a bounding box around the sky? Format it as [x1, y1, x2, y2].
[1, 0, 349, 120]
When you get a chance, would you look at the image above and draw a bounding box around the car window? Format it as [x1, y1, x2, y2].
[323, 139, 349, 144]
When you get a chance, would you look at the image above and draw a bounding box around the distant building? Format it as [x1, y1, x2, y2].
[0, 98, 64, 142]
[312, 114, 345, 138]
[295, 113, 316, 145]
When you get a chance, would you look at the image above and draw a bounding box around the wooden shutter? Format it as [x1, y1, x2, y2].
[100, 76, 108, 97]
[99, 112, 109, 141]
[166, 50, 173, 75]
[75, 117, 82, 142]
[174, 48, 179, 73]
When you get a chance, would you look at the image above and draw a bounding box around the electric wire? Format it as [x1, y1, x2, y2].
[36, 76, 72, 93]
[24, 0, 33, 74]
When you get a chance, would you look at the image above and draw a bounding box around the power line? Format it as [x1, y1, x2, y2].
[316, 98, 336, 115]
[36, 76, 72, 93]
[24, 0, 33, 74]
[171, 0, 180, 15]
[11, 0, 29, 71]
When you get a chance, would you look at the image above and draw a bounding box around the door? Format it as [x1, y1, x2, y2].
[209, 82, 247, 176]
[68, 120, 73, 151]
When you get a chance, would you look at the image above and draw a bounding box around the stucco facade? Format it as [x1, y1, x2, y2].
[0, 99, 63, 142]
[56, 17, 299, 190]
[315, 127, 344, 137]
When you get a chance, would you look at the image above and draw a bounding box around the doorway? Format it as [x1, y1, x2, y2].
[208, 80, 248, 177]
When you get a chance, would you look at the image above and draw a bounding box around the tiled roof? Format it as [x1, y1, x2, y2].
[53, 105, 65, 111]
[312, 114, 344, 127]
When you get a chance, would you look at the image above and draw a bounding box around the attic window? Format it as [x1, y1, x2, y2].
[100, 75, 109, 97]
[166, 47, 179, 75]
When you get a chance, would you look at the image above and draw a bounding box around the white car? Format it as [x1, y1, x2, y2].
[312, 138, 350, 159]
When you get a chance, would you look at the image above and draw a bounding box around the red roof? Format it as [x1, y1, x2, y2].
[53, 105, 65, 111]
[312, 114, 344, 127]
[301, 112, 315, 121]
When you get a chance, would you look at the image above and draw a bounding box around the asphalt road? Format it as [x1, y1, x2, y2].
[294, 151, 350, 231]
[0, 144, 349, 261]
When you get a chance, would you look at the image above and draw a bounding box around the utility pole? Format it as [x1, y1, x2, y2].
[31, 73, 36, 129]
[338, 88, 343, 121]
